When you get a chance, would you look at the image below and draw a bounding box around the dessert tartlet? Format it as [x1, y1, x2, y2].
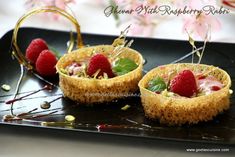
[56, 45, 143, 104]
[138, 63, 232, 125]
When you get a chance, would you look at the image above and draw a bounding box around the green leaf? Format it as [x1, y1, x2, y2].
[113, 58, 138, 76]
[147, 77, 167, 93]
[48, 45, 62, 59]
[109, 0, 119, 21]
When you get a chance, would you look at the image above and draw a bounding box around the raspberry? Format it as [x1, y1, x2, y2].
[26, 38, 48, 64]
[87, 54, 114, 78]
[35, 50, 57, 76]
[197, 75, 206, 80]
[170, 70, 198, 97]
[211, 86, 221, 91]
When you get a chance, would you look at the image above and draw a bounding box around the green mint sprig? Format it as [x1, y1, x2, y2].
[147, 77, 167, 93]
[112, 58, 138, 76]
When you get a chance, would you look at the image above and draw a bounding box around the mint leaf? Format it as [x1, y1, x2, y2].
[147, 77, 166, 93]
[113, 58, 138, 76]
[48, 45, 62, 59]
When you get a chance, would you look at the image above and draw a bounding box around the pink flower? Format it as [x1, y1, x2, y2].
[114, 0, 157, 36]
[114, 0, 129, 5]
[183, 0, 221, 39]
[25, 0, 76, 20]
[129, 23, 154, 36]
[189, 0, 216, 10]
[54, 0, 76, 10]
[129, 14, 156, 36]
[183, 13, 221, 39]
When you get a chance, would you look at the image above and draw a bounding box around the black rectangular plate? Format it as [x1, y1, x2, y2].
[0, 28, 235, 144]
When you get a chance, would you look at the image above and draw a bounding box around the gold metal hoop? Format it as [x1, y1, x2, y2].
[11, 6, 84, 70]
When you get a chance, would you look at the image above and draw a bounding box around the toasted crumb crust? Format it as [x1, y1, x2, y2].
[56, 45, 143, 104]
[138, 63, 232, 125]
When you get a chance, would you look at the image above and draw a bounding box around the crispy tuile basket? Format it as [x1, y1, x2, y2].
[56, 45, 143, 104]
[138, 63, 232, 125]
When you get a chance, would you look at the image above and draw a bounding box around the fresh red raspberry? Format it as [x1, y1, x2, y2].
[26, 38, 48, 64]
[87, 54, 114, 78]
[170, 70, 198, 97]
[35, 50, 57, 76]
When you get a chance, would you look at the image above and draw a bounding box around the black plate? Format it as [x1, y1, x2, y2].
[0, 28, 235, 144]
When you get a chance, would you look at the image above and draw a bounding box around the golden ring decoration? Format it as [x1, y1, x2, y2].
[11, 6, 84, 70]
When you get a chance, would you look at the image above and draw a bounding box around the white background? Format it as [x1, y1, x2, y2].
[1, 0, 235, 42]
